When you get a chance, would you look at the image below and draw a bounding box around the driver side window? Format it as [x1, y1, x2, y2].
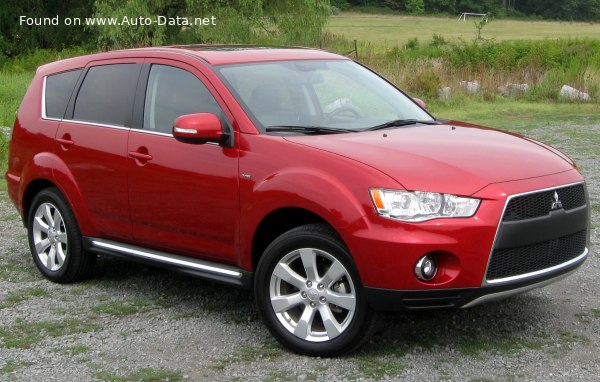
[144, 65, 222, 134]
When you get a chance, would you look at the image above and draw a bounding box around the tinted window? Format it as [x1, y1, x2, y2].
[144, 65, 221, 134]
[73, 64, 140, 126]
[45, 69, 82, 119]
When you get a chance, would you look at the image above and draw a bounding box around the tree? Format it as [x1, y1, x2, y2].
[93, 0, 331, 49]
[1, 0, 94, 57]
[94, 0, 183, 48]
[406, 0, 425, 14]
[424, 0, 456, 13]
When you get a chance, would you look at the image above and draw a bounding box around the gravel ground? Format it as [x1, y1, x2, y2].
[0, 124, 598, 382]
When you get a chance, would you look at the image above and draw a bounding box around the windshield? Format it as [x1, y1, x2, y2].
[217, 60, 433, 133]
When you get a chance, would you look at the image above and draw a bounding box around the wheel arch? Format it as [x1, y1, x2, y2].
[250, 207, 345, 271]
[22, 178, 57, 227]
[20, 152, 97, 236]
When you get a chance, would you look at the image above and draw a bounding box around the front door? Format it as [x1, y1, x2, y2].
[127, 61, 239, 262]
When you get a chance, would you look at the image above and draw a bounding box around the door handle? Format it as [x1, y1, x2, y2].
[128, 150, 153, 162]
[56, 134, 74, 148]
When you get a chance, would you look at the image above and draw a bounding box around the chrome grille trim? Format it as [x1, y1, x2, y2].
[485, 248, 588, 285]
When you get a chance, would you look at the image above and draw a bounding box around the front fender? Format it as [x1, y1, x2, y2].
[251, 166, 368, 227]
[239, 166, 375, 270]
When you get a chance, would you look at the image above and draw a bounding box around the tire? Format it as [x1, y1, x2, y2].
[254, 223, 378, 356]
[27, 187, 96, 283]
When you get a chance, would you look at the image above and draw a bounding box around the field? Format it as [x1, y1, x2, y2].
[327, 13, 600, 45]
[322, 13, 600, 108]
[433, 100, 600, 129]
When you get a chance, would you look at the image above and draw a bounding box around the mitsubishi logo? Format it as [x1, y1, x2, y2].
[551, 191, 563, 210]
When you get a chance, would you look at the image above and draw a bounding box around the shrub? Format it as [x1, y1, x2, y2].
[429, 34, 448, 48]
[331, 0, 351, 10]
[0, 47, 90, 72]
[408, 70, 442, 98]
[405, 37, 420, 50]
[322, 34, 599, 103]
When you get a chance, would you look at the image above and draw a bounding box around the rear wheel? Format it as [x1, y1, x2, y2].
[255, 224, 377, 356]
[27, 188, 96, 283]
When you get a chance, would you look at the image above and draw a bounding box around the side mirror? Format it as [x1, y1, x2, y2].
[172, 113, 222, 144]
[413, 97, 427, 110]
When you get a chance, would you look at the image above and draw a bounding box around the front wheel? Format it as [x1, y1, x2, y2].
[27, 187, 96, 283]
[255, 224, 377, 356]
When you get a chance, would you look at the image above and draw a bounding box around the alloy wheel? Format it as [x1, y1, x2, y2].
[269, 248, 357, 342]
[32, 202, 68, 271]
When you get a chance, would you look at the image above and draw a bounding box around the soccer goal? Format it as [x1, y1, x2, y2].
[458, 13, 488, 22]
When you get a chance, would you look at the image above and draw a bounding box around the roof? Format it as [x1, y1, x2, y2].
[148, 44, 348, 65]
[36, 45, 349, 75]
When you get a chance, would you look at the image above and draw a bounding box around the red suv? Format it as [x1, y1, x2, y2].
[5, 46, 590, 356]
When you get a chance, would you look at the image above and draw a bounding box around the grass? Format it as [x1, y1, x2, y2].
[0, 287, 50, 309]
[91, 297, 158, 317]
[0, 258, 42, 283]
[327, 13, 600, 46]
[356, 355, 405, 379]
[545, 331, 590, 356]
[457, 335, 544, 357]
[324, 15, 600, 103]
[0, 360, 34, 376]
[0, 71, 32, 171]
[212, 341, 281, 370]
[558, 331, 589, 345]
[0, 318, 100, 349]
[55, 344, 90, 356]
[264, 371, 302, 382]
[92, 368, 183, 382]
[428, 99, 600, 131]
[0, 74, 23, 173]
[0, 72, 32, 127]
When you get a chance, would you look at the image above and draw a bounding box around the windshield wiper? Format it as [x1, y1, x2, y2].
[365, 119, 440, 131]
[266, 125, 352, 134]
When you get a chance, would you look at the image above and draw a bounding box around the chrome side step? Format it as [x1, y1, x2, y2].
[83, 237, 252, 289]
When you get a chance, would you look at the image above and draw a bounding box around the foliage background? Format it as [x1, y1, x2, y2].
[333, 0, 600, 21]
[0, 0, 330, 57]
[3, 0, 600, 59]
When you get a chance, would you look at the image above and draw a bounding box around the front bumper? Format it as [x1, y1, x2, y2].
[364, 247, 588, 311]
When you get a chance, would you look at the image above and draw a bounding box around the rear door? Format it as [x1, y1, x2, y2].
[56, 59, 143, 240]
[127, 59, 239, 262]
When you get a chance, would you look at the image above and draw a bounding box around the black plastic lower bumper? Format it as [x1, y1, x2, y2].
[364, 248, 588, 312]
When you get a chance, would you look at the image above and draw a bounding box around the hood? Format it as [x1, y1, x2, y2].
[284, 123, 575, 196]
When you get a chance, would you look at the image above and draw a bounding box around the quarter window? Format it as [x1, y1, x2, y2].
[144, 65, 221, 134]
[73, 64, 140, 126]
[45, 69, 82, 119]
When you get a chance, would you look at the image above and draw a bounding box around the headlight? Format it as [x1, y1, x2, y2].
[370, 188, 480, 222]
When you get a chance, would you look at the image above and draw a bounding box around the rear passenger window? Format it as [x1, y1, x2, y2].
[45, 69, 82, 119]
[73, 64, 140, 126]
[144, 65, 222, 134]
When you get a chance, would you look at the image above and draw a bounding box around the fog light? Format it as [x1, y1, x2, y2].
[415, 254, 438, 281]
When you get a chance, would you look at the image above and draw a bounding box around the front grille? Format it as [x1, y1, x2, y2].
[503, 184, 586, 222]
[557, 184, 587, 210]
[486, 230, 587, 281]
